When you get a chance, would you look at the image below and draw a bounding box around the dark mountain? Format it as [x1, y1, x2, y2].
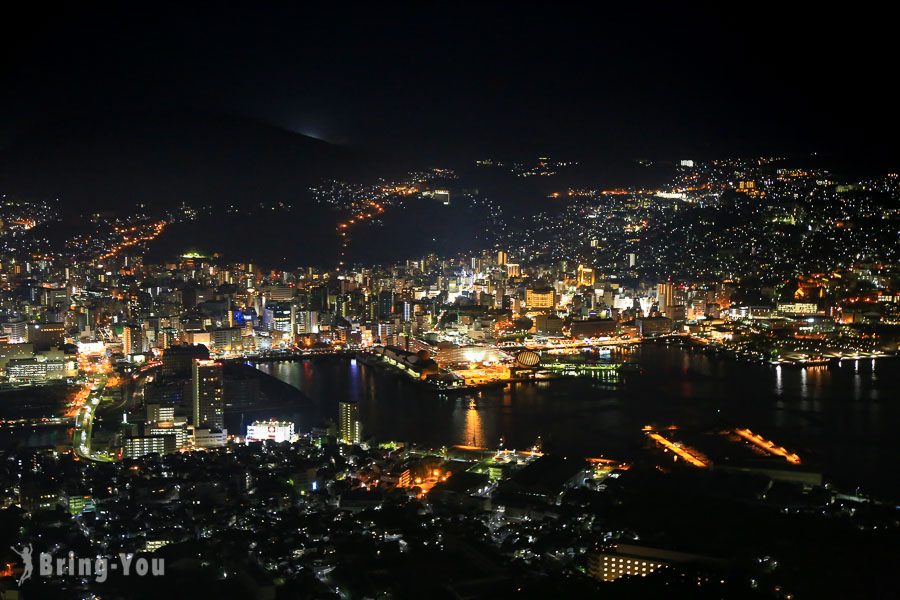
[0, 109, 367, 213]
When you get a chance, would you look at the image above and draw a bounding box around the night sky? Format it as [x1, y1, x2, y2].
[0, 2, 895, 164]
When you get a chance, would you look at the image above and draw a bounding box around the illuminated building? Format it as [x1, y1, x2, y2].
[497, 250, 508, 266]
[657, 282, 674, 316]
[776, 302, 819, 316]
[246, 420, 295, 443]
[577, 264, 595, 287]
[146, 403, 175, 422]
[339, 401, 362, 445]
[635, 316, 673, 337]
[5, 355, 65, 382]
[123, 434, 176, 458]
[26, 322, 65, 351]
[260, 284, 293, 301]
[506, 263, 521, 277]
[147, 422, 189, 448]
[211, 327, 243, 352]
[295, 310, 319, 334]
[122, 325, 144, 354]
[192, 359, 224, 429]
[434, 344, 506, 367]
[736, 180, 764, 197]
[192, 427, 227, 448]
[525, 286, 555, 310]
[1, 319, 27, 344]
[40, 287, 69, 308]
[265, 301, 293, 333]
[65, 494, 96, 516]
[0, 342, 34, 373]
[452, 365, 511, 386]
[19, 479, 61, 513]
[587, 544, 728, 583]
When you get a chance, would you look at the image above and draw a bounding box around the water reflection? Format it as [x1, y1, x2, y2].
[252, 349, 900, 497]
[462, 398, 485, 447]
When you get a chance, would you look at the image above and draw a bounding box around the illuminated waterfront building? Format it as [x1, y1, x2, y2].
[295, 310, 320, 334]
[265, 301, 293, 333]
[635, 316, 673, 337]
[211, 327, 243, 352]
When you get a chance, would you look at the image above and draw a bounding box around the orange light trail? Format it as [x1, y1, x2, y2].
[99, 220, 166, 261]
[733, 428, 801, 465]
[336, 200, 386, 263]
[646, 431, 708, 468]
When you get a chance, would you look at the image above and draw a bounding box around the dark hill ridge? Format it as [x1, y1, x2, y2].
[0, 109, 365, 213]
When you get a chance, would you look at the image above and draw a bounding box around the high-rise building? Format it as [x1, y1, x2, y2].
[339, 401, 362, 445]
[122, 325, 144, 355]
[295, 310, 319, 334]
[497, 250, 508, 266]
[266, 301, 293, 332]
[377, 290, 394, 318]
[657, 282, 675, 316]
[192, 359, 224, 429]
[506, 263, 521, 278]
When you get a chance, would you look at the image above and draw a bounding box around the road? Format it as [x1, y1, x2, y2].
[73, 377, 115, 462]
